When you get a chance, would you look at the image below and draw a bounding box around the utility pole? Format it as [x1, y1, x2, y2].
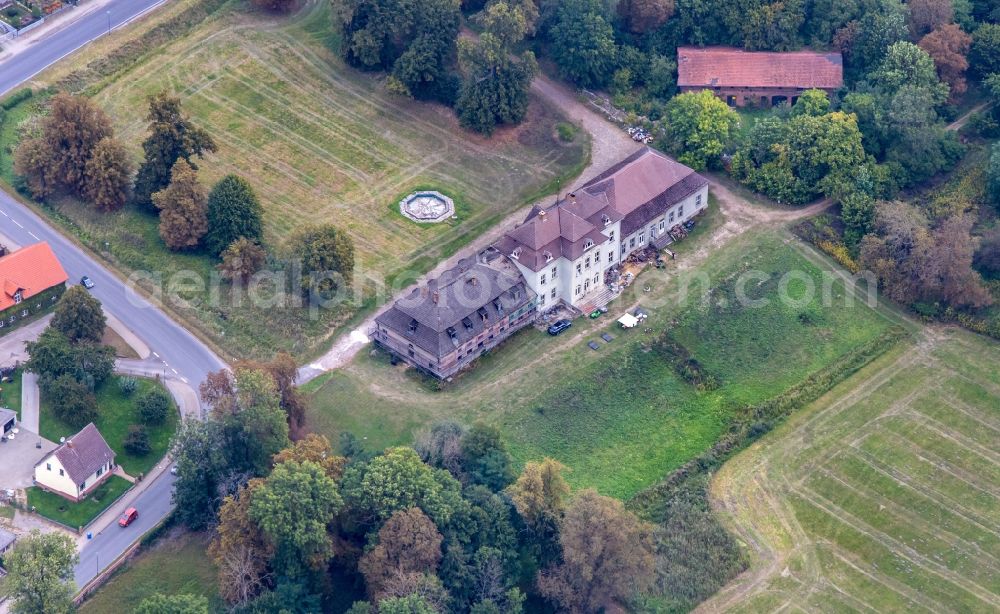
[106, 10, 111, 35]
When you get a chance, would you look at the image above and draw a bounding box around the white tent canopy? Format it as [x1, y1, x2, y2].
[618, 313, 639, 328]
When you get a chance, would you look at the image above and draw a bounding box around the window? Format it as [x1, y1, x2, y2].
[679, 205, 685, 217]
[59, 469, 64, 476]
[584, 239, 594, 250]
[80, 481, 86, 491]
[695, 193, 702, 207]
[669, 210, 675, 223]
[650, 225, 656, 236]
[609, 230, 615, 241]
[576, 263, 582, 275]
[97, 467, 103, 477]
[659, 220, 665, 231]
[13, 291, 22, 304]
[540, 273, 547, 286]
[551, 266, 557, 279]
[639, 232, 645, 244]
[608, 251, 614, 263]
[594, 273, 599, 284]
[621, 242, 626, 255]
[585, 257, 591, 269]
[540, 294, 546, 305]
[630, 237, 636, 248]
[46, 463, 51, 471]
[575, 285, 581, 296]
[551, 288, 556, 299]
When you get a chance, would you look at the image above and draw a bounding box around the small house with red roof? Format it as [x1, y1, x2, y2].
[0, 242, 69, 335]
[677, 46, 843, 107]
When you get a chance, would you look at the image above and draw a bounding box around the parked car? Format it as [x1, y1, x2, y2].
[118, 507, 138, 528]
[170, 464, 178, 476]
[80, 276, 95, 289]
[547, 319, 572, 336]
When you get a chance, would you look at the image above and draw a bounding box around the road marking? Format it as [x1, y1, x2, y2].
[28, 231, 39, 240]
[171, 368, 178, 375]
[0, 210, 7, 216]
[152, 352, 159, 358]
[12, 220, 22, 228]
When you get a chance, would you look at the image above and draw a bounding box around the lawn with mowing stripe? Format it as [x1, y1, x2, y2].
[0, 2, 586, 361]
[706, 328, 1000, 612]
[40, 376, 178, 477]
[27, 475, 131, 530]
[306, 228, 897, 499]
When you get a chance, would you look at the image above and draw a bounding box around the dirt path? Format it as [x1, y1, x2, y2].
[298, 74, 833, 382]
[947, 102, 992, 131]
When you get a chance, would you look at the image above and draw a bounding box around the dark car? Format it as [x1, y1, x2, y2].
[547, 319, 572, 336]
[80, 276, 95, 289]
[118, 507, 138, 528]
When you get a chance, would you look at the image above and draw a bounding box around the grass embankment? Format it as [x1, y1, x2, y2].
[305, 228, 900, 499]
[705, 328, 1000, 612]
[0, 1, 588, 361]
[39, 376, 178, 477]
[79, 529, 221, 613]
[0, 368, 22, 418]
[27, 475, 131, 529]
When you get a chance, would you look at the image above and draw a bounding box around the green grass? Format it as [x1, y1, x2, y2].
[0, 2, 587, 361]
[0, 368, 22, 418]
[306, 227, 898, 498]
[79, 529, 221, 613]
[707, 329, 1000, 612]
[39, 376, 178, 477]
[27, 475, 131, 529]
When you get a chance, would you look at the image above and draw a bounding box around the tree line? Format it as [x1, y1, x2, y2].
[13, 91, 356, 302]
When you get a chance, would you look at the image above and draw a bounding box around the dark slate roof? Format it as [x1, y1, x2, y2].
[376, 256, 536, 358]
[39, 423, 115, 485]
[620, 172, 708, 236]
[497, 148, 705, 269]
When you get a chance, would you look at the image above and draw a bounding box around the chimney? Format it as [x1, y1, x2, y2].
[539, 210, 547, 221]
[432, 291, 439, 304]
[66, 440, 73, 448]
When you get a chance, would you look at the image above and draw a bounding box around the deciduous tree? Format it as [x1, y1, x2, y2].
[51, 285, 106, 344]
[548, 0, 617, 88]
[359, 507, 444, 599]
[25, 328, 115, 387]
[82, 137, 133, 212]
[460, 423, 515, 491]
[919, 24, 973, 99]
[908, 0, 954, 37]
[47, 373, 98, 428]
[249, 460, 342, 575]
[618, 0, 675, 34]
[205, 175, 264, 257]
[661, 90, 740, 170]
[13, 93, 112, 200]
[272, 433, 345, 479]
[210, 479, 273, 606]
[537, 490, 655, 614]
[286, 224, 355, 299]
[134, 92, 216, 212]
[153, 159, 208, 250]
[971, 23, 1000, 79]
[218, 238, 267, 284]
[137, 387, 172, 425]
[0, 530, 77, 614]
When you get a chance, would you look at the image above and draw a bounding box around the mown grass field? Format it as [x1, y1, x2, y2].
[79, 529, 221, 614]
[39, 376, 178, 477]
[27, 475, 131, 529]
[0, 1, 587, 360]
[705, 328, 1000, 612]
[305, 226, 901, 498]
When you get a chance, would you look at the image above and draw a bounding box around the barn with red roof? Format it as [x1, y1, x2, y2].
[677, 46, 844, 107]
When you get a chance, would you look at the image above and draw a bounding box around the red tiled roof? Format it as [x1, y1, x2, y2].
[0, 243, 69, 311]
[677, 46, 843, 90]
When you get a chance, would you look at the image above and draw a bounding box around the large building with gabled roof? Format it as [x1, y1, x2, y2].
[677, 46, 844, 107]
[0, 242, 69, 335]
[496, 147, 708, 310]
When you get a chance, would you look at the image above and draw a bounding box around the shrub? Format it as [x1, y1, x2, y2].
[124, 424, 150, 456]
[118, 377, 138, 398]
[46, 374, 98, 429]
[0, 88, 32, 111]
[137, 387, 171, 425]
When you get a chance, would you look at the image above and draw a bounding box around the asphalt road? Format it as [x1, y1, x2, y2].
[0, 0, 167, 97]
[0, 0, 225, 590]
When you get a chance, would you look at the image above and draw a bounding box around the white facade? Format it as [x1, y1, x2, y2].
[34, 452, 113, 502]
[513, 184, 708, 309]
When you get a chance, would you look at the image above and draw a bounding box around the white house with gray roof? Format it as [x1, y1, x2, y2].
[33, 423, 116, 502]
[496, 147, 708, 310]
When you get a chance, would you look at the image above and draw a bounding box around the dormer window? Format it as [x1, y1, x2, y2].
[511, 247, 522, 260]
[13, 291, 22, 304]
[407, 319, 418, 335]
[584, 239, 594, 250]
[543, 251, 553, 263]
[602, 214, 611, 226]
